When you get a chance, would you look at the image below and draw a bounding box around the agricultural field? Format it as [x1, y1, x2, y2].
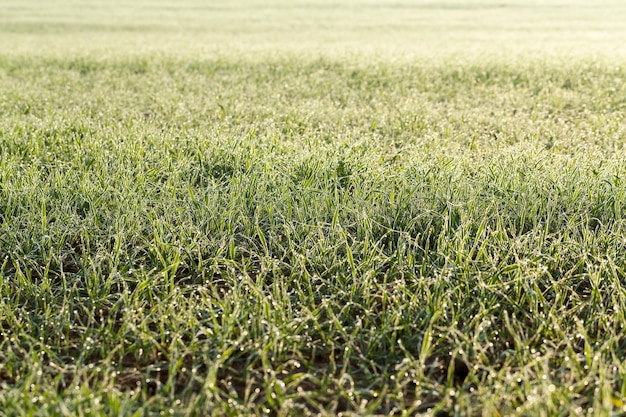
[2, 0, 626, 415]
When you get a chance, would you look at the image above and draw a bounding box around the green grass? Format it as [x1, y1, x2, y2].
[2, 1, 626, 416]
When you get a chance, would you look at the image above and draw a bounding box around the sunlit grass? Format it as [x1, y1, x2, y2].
[2, 1, 626, 415]
[1, 0, 626, 60]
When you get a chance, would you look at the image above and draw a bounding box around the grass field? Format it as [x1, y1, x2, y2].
[2, 1, 626, 415]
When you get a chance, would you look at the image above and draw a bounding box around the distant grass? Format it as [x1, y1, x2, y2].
[2, 0, 626, 60]
[2, 54, 626, 415]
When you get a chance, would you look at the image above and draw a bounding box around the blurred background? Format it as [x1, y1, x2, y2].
[1, 0, 626, 60]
